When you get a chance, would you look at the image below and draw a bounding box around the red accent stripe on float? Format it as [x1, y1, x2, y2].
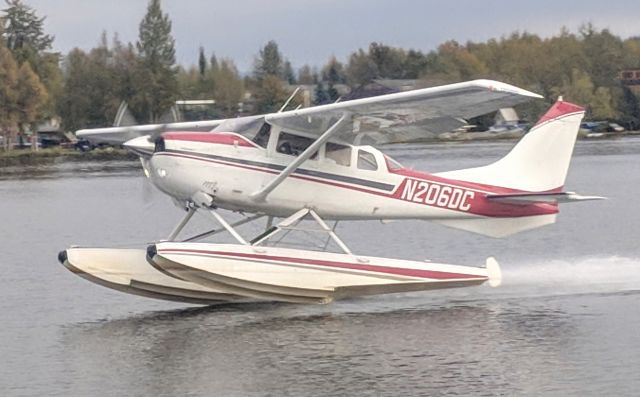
[158, 248, 487, 281]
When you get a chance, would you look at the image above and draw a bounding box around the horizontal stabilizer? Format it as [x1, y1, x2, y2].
[486, 191, 605, 205]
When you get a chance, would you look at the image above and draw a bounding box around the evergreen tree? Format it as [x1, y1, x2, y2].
[253, 40, 283, 80]
[198, 46, 206, 76]
[322, 56, 345, 84]
[314, 82, 329, 105]
[283, 59, 295, 84]
[134, 0, 178, 122]
[251, 41, 293, 112]
[327, 82, 339, 102]
[209, 53, 218, 71]
[1, 0, 53, 64]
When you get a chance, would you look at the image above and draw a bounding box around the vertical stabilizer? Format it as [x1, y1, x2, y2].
[437, 101, 585, 192]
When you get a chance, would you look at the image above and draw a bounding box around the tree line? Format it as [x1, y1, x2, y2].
[2, 0, 640, 151]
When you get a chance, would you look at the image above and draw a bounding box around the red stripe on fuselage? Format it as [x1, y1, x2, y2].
[158, 248, 487, 281]
[163, 131, 257, 147]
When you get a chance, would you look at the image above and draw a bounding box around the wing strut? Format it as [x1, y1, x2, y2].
[251, 112, 352, 202]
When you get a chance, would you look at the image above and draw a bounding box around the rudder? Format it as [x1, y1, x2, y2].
[437, 100, 585, 192]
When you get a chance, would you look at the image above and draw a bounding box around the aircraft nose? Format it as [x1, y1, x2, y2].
[147, 155, 193, 201]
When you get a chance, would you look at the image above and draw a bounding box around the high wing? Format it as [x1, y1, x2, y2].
[266, 79, 542, 145]
[76, 80, 540, 146]
[76, 119, 226, 145]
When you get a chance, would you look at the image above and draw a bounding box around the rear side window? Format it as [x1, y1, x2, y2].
[357, 150, 378, 171]
[325, 142, 351, 166]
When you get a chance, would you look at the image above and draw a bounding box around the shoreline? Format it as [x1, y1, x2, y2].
[0, 147, 137, 167]
[1, 132, 638, 168]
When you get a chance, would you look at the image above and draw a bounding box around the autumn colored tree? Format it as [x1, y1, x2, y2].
[253, 75, 290, 113]
[297, 64, 316, 85]
[212, 59, 244, 116]
[345, 49, 378, 86]
[2, 0, 60, 121]
[15, 61, 47, 149]
[0, 45, 18, 149]
[58, 32, 138, 132]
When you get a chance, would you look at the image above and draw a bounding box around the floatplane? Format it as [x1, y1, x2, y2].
[59, 80, 603, 305]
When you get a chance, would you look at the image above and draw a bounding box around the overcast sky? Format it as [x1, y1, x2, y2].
[25, 0, 640, 73]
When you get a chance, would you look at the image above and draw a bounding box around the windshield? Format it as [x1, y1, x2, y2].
[212, 116, 264, 137]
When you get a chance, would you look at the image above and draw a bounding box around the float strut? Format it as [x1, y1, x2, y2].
[167, 207, 196, 241]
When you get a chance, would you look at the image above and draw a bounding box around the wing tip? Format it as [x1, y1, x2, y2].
[471, 79, 543, 99]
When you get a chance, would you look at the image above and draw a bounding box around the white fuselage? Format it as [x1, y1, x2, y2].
[144, 130, 557, 223]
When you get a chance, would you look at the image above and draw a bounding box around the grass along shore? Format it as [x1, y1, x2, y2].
[0, 147, 137, 167]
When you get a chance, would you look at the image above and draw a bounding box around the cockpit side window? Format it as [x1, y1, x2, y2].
[276, 131, 317, 158]
[357, 150, 378, 171]
[325, 142, 351, 166]
[252, 123, 271, 148]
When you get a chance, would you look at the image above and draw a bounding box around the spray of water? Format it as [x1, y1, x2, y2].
[498, 256, 640, 296]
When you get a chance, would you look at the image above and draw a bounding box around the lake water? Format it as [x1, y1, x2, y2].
[1, 138, 640, 396]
